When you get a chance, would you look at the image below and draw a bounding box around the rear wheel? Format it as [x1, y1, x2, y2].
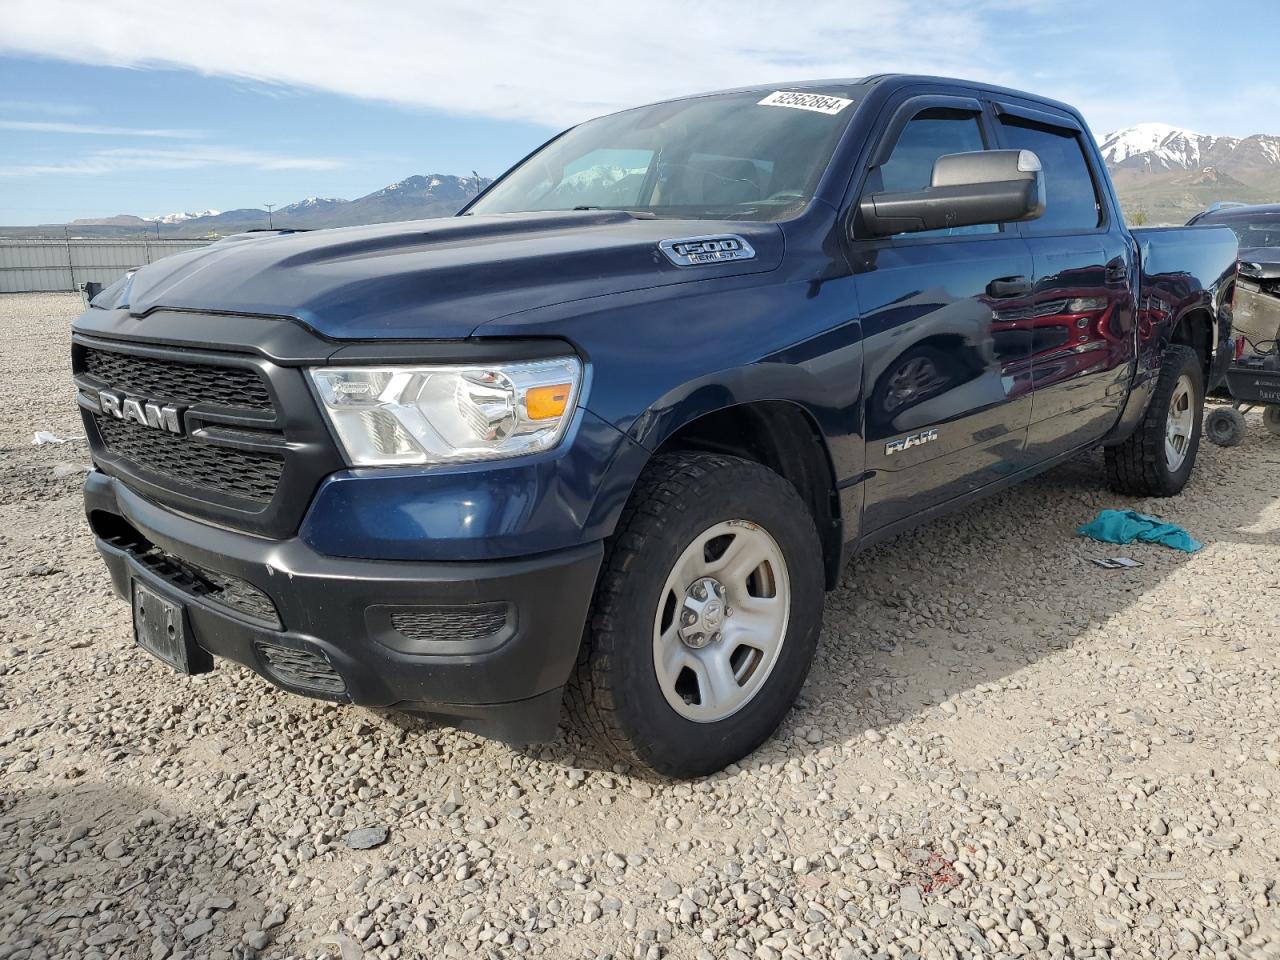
[568, 452, 824, 778]
[1105, 344, 1204, 496]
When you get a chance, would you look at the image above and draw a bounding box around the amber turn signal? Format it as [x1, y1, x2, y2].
[525, 383, 572, 420]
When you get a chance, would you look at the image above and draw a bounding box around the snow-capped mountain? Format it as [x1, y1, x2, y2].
[24, 174, 493, 238]
[1100, 123, 1280, 174]
[1099, 123, 1280, 223]
[366, 174, 486, 202]
[276, 197, 347, 215]
[147, 209, 221, 224]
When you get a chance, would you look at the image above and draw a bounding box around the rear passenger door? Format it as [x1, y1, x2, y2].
[851, 94, 1036, 534]
[994, 103, 1137, 461]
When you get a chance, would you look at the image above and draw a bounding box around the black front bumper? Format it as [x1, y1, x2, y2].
[85, 471, 602, 741]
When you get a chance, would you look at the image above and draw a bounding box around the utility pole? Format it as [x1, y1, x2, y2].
[472, 170, 482, 195]
[64, 225, 76, 294]
[265, 202, 276, 229]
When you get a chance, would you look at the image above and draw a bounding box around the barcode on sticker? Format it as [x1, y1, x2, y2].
[758, 90, 853, 115]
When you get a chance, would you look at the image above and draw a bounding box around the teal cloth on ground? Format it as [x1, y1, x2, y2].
[1076, 509, 1202, 553]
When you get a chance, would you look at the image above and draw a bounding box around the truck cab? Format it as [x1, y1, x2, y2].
[74, 75, 1237, 777]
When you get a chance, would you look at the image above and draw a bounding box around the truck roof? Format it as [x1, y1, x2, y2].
[628, 74, 1087, 131]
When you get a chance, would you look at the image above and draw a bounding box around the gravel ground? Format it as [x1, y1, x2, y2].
[2, 291, 1279, 960]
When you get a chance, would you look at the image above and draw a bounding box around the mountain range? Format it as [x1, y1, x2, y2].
[5, 124, 1280, 237]
[1, 174, 492, 239]
[1099, 123, 1280, 223]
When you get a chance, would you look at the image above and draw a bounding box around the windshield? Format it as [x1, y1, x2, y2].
[467, 87, 864, 222]
[1202, 210, 1280, 250]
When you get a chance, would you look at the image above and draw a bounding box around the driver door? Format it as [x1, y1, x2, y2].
[850, 94, 1036, 533]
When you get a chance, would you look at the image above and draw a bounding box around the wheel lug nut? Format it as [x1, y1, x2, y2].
[684, 612, 697, 625]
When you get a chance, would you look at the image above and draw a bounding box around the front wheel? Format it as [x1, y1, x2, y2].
[1105, 344, 1204, 496]
[568, 453, 824, 778]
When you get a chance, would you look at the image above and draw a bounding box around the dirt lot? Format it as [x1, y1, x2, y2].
[2, 291, 1278, 960]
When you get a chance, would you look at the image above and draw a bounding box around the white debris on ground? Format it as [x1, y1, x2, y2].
[2, 292, 1278, 960]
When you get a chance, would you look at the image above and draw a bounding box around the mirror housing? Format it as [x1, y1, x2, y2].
[859, 149, 1046, 237]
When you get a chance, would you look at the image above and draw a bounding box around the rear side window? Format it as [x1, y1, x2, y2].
[997, 118, 1101, 233]
[869, 107, 996, 237]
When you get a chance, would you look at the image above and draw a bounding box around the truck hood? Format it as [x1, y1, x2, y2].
[124, 212, 784, 340]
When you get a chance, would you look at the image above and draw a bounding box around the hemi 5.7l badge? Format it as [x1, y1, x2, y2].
[885, 428, 938, 456]
[659, 235, 756, 267]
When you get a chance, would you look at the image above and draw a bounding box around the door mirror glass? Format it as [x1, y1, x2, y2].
[859, 149, 1046, 237]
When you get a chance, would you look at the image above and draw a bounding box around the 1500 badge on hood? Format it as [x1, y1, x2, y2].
[659, 235, 757, 267]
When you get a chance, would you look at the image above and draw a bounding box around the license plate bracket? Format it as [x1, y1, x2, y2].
[132, 581, 204, 674]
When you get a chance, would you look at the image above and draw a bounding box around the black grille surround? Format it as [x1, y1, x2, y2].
[72, 325, 346, 539]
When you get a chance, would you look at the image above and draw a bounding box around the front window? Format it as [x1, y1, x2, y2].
[468, 87, 864, 222]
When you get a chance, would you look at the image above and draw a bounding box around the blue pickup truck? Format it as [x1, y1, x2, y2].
[74, 75, 1237, 777]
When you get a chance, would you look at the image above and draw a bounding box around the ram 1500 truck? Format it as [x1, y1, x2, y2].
[74, 75, 1238, 777]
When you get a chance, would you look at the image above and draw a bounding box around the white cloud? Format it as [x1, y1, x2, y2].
[0, 99, 88, 116]
[0, 146, 344, 177]
[0, 120, 205, 137]
[4, 1, 1261, 140]
[1, 0, 1046, 128]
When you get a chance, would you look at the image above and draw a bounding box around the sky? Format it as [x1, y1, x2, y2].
[1, 0, 1278, 225]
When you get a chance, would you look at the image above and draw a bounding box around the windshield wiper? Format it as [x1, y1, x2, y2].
[570, 206, 657, 219]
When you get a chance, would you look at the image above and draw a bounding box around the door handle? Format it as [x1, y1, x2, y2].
[986, 276, 1032, 299]
[1105, 257, 1129, 284]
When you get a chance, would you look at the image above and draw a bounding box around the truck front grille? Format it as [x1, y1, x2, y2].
[81, 346, 274, 411]
[73, 323, 346, 539]
[93, 414, 284, 503]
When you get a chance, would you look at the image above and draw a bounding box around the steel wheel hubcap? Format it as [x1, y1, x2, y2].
[1165, 374, 1194, 472]
[653, 520, 790, 723]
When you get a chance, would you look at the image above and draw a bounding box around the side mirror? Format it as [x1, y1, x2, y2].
[859, 149, 1046, 237]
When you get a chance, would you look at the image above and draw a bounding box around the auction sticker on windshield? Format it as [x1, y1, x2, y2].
[757, 91, 853, 115]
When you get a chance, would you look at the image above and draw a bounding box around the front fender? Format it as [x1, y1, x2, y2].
[622, 331, 863, 481]
[586, 328, 866, 558]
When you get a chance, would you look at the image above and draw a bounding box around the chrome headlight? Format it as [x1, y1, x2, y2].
[308, 357, 582, 466]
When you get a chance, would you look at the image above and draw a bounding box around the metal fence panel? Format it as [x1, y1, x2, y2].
[0, 238, 213, 293]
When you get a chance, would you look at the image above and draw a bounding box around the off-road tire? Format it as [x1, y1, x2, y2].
[1105, 344, 1203, 496]
[567, 452, 824, 778]
[1204, 406, 1247, 447]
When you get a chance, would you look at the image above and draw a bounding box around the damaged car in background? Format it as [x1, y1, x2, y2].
[1187, 202, 1280, 443]
[1188, 202, 1280, 355]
